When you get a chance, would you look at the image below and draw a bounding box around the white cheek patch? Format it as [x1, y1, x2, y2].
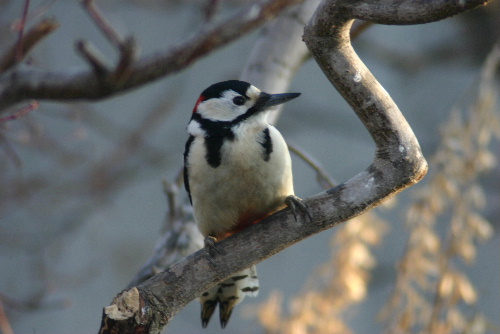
[194, 85, 263, 123]
[196, 99, 228, 121]
[197, 92, 247, 122]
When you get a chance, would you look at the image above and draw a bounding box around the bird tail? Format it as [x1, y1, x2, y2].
[199, 265, 259, 328]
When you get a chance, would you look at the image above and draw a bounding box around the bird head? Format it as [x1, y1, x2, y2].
[191, 80, 300, 125]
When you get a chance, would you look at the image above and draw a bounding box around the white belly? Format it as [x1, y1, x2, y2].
[187, 125, 294, 238]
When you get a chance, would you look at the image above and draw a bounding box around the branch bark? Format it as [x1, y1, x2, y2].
[97, 0, 492, 333]
[0, 0, 304, 114]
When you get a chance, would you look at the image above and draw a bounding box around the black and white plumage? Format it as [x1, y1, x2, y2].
[183, 80, 301, 328]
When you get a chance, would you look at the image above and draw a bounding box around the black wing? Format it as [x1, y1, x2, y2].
[259, 127, 273, 162]
[183, 135, 195, 204]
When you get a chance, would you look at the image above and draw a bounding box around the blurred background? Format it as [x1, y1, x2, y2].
[0, 1, 499, 333]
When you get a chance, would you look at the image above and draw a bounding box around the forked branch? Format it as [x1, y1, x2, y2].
[97, 0, 492, 333]
[0, 0, 304, 114]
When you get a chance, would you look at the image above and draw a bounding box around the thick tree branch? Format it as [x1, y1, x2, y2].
[0, 0, 304, 113]
[97, 0, 492, 333]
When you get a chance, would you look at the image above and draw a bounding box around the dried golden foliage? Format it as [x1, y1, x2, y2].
[257, 43, 499, 334]
[380, 44, 500, 334]
[257, 210, 388, 334]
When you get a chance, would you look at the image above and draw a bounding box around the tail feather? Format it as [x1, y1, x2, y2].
[199, 265, 259, 328]
[239, 265, 259, 297]
[200, 285, 219, 328]
[219, 297, 238, 328]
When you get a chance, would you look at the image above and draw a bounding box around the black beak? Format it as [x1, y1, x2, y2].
[256, 92, 301, 111]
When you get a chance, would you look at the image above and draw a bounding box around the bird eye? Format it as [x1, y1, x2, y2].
[232, 96, 246, 106]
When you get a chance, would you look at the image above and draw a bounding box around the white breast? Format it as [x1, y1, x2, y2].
[187, 123, 294, 238]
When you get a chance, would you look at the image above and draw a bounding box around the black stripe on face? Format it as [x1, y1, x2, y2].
[230, 92, 270, 125]
[191, 113, 235, 168]
[260, 128, 273, 162]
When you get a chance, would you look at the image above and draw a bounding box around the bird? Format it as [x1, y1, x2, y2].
[183, 80, 306, 328]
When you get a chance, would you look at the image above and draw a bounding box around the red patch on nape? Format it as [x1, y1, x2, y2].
[192, 95, 205, 113]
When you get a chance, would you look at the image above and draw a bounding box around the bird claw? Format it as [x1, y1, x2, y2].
[285, 195, 312, 222]
[205, 236, 225, 266]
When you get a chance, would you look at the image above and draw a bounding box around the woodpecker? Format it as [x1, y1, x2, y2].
[183, 80, 305, 328]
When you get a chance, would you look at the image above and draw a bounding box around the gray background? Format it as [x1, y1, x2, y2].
[0, 1, 498, 333]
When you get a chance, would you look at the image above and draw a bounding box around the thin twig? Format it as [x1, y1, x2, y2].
[16, 0, 31, 63]
[75, 40, 110, 75]
[0, 18, 59, 73]
[0, 132, 23, 168]
[0, 0, 305, 112]
[111, 37, 137, 85]
[288, 143, 337, 189]
[162, 179, 179, 223]
[204, 0, 221, 22]
[161, 167, 185, 223]
[0, 101, 38, 123]
[0, 298, 14, 334]
[351, 21, 373, 40]
[81, 0, 137, 83]
[82, 0, 124, 47]
[81, 0, 136, 65]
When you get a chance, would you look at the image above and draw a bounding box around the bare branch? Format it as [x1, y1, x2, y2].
[0, 18, 59, 73]
[16, 0, 31, 63]
[75, 40, 110, 75]
[204, 0, 221, 23]
[0, 100, 38, 123]
[0, 298, 14, 334]
[111, 37, 137, 85]
[95, 0, 494, 333]
[81, 0, 137, 84]
[240, 0, 316, 122]
[82, 0, 125, 47]
[350, 20, 372, 40]
[126, 179, 203, 289]
[288, 143, 337, 189]
[0, 0, 305, 113]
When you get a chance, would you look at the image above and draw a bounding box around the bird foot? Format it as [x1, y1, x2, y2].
[204, 235, 225, 266]
[285, 195, 312, 222]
